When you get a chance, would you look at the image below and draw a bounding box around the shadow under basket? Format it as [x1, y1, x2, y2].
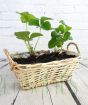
[4, 42, 80, 90]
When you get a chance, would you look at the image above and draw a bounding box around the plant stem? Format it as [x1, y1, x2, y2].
[25, 24, 30, 52]
[25, 23, 34, 55]
[28, 41, 34, 55]
[34, 27, 41, 51]
[25, 41, 31, 53]
[34, 37, 40, 51]
[25, 41, 29, 51]
[54, 46, 57, 52]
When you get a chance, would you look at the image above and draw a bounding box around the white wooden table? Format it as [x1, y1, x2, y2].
[0, 59, 88, 105]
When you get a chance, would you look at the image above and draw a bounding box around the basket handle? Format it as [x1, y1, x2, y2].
[3, 49, 16, 69]
[67, 42, 80, 55]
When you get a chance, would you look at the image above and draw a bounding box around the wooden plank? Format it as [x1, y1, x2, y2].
[0, 62, 19, 105]
[41, 87, 53, 105]
[68, 63, 88, 105]
[0, 59, 7, 67]
[80, 59, 88, 68]
[2, 60, 88, 105]
[65, 82, 81, 105]
[15, 83, 77, 105]
[47, 83, 77, 105]
[0, 61, 9, 69]
[15, 87, 51, 105]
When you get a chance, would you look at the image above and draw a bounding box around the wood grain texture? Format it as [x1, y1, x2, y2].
[68, 63, 88, 105]
[0, 61, 77, 105]
[15, 87, 52, 105]
[47, 84, 77, 105]
[14, 84, 77, 105]
[0, 59, 88, 105]
[0, 63, 19, 105]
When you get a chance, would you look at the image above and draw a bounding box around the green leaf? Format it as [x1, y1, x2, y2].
[56, 43, 62, 47]
[57, 35, 63, 45]
[55, 25, 65, 33]
[40, 16, 52, 24]
[63, 32, 72, 41]
[59, 25, 65, 33]
[65, 25, 72, 32]
[59, 20, 66, 25]
[17, 12, 36, 23]
[30, 32, 43, 40]
[28, 18, 39, 26]
[57, 40, 63, 48]
[19, 12, 29, 23]
[48, 38, 57, 48]
[48, 31, 59, 48]
[15, 31, 30, 41]
[55, 27, 60, 33]
[40, 17, 52, 30]
[59, 20, 72, 32]
[41, 21, 51, 30]
[48, 32, 64, 48]
[27, 13, 36, 20]
[51, 31, 58, 37]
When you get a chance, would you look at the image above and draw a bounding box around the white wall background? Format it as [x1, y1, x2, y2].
[0, 0, 88, 58]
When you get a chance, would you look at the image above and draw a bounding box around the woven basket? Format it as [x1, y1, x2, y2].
[4, 42, 80, 90]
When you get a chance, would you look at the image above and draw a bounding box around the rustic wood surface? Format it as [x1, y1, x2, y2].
[0, 59, 88, 105]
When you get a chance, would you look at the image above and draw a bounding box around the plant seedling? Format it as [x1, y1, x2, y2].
[48, 20, 72, 51]
[15, 12, 53, 55]
[15, 31, 43, 55]
[15, 12, 73, 56]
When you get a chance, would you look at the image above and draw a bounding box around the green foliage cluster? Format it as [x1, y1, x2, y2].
[17, 12, 52, 30]
[15, 12, 72, 55]
[15, 31, 43, 55]
[48, 20, 72, 49]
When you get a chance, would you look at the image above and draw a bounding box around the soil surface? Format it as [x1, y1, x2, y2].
[13, 50, 76, 64]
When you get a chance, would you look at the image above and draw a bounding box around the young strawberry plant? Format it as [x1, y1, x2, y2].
[15, 12, 52, 55]
[48, 20, 72, 51]
[15, 31, 43, 55]
[15, 12, 73, 57]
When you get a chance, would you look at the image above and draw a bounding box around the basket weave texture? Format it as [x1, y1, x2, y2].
[4, 42, 80, 90]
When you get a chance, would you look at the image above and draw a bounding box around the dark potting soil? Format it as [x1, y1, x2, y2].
[13, 51, 76, 64]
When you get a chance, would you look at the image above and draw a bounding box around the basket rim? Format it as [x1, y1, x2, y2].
[11, 52, 81, 66]
[12, 56, 81, 72]
[3, 48, 81, 71]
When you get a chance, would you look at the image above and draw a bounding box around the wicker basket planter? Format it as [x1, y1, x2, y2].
[4, 42, 80, 90]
